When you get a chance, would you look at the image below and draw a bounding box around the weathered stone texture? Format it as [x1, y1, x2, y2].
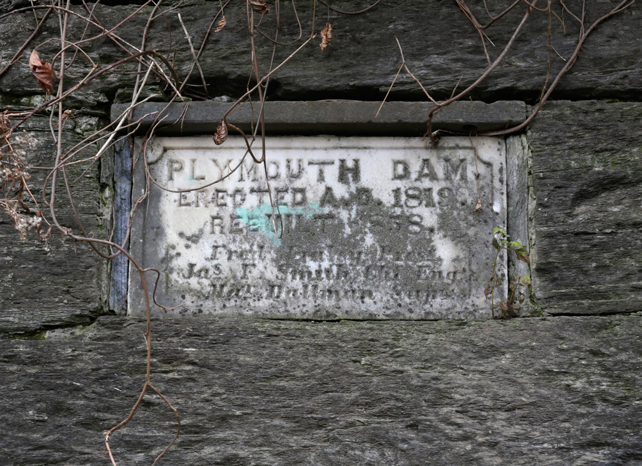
[528, 101, 642, 314]
[1, 314, 642, 465]
[112, 100, 529, 135]
[0, 114, 109, 334]
[128, 135, 507, 320]
[0, 1, 639, 101]
[1, 1, 641, 463]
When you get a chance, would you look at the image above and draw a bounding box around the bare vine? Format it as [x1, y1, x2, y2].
[0, 0, 633, 463]
[0, 0, 379, 463]
[378, 0, 633, 142]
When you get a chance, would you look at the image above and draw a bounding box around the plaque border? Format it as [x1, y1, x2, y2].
[110, 101, 528, 318]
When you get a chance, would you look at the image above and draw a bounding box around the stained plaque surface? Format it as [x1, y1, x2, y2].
[129, 136, 506, 319]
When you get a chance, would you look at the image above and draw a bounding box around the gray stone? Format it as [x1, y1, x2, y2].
[1, 314, 642, 465]
[128, 135, 507, 319]
[111, 100, 528, 136]
[527, 101, 642, 315]
[0, 115, 110, 334]
[506, 134, 533, 314]
[0, 2, 639, 100]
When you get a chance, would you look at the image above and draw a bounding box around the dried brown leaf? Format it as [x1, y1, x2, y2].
[29, 50, 54, 95]
[215, 16, 227, 33]
[213, 120, 228, 145]
[474, 196, 482, 212]
[61, 109, 73, 124]
[320, 23, 332, 52]
[249, 0, 269, 14]
[0, 111, 10, 137]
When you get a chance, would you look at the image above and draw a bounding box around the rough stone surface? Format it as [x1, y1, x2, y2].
[1, 314, 642, 465]
[0, 1, 640, 101]
[1, 1, 642, 464]
[111, 101, 529, 136]
[506, 135, 532, 313]
[528, 101, 642, 315]
[0, 114, 110, 335]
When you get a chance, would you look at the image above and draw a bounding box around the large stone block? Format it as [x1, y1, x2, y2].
[528, 101, 642, 314]
[1, 315, 642, 464]
[0, 114, 109, 334]
[0, 1, 639, 100]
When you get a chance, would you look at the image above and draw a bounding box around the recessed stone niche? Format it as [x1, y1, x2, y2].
[127, 135, 508, 319]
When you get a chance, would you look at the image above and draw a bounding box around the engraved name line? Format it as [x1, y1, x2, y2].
[166, 157, 472, 184]
[176, 185, 462, 210]
[190, 283, 464, 304]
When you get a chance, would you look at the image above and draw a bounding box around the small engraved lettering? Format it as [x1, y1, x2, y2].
[168, 159, 184, 181]
[356, 187, 373, 206]
[308, 160, 334, 183]
[213, 189, 227, 206]
[443, 157, 467, 181]
[437, 187, 455, 206]
[195, 190, 207, 207]
[319, 186, 340, 208]
[190, 158, 205, 181]
[275, 187, 289, 205]
[392, 160, 410, 180]
[338, 159, 361, 184]
[267, 161, 280, 180]
[286, 159, 304, 179]
[292, 187, 306, 206]
[415, 158, 439, 182]
[229, 215, 244, 234]
[239, 160, 259, 182]
[179, 192, 191, 207]
[250, 186, 270, 204]
[210, 158, 235, 179]
[210, 215, 223, 234]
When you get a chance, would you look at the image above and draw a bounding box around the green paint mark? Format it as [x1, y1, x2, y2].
[235, 203, 322, 246]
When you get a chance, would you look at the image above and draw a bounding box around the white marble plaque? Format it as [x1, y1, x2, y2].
[129, 136, 507, 319]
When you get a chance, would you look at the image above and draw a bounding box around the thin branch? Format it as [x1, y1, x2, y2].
[485, 0, 633, 136]
[0, 7, 52, 79]
[317, 0, 381, 15]
[178, 13, 209, 97]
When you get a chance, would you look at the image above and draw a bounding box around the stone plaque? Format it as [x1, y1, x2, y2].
[129, 136, 507, 319]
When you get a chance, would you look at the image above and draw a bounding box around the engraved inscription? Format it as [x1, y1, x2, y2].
[129, 136, 507, 319]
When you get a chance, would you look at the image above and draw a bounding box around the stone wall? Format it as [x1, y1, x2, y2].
[1, 1, 641, 463]
[3, 314, 642, 465]
[528, 101, 642, 315]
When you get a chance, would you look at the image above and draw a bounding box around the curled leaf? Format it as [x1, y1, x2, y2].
[320, 23, 332, 52]
[0, 110, 10, 137]
[249, 0, 269, 14]
[474, 196, 482, 212]
[213, 120, 228, 145]
[506, 240, 523, 250]
[515, 248, 530, 263]
[29, 50, 54, 95]
[61, 109, 73, 124]
[215, 16, 226, 33]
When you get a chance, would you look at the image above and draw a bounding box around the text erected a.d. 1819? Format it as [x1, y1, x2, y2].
[129, 136, 507, 319]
